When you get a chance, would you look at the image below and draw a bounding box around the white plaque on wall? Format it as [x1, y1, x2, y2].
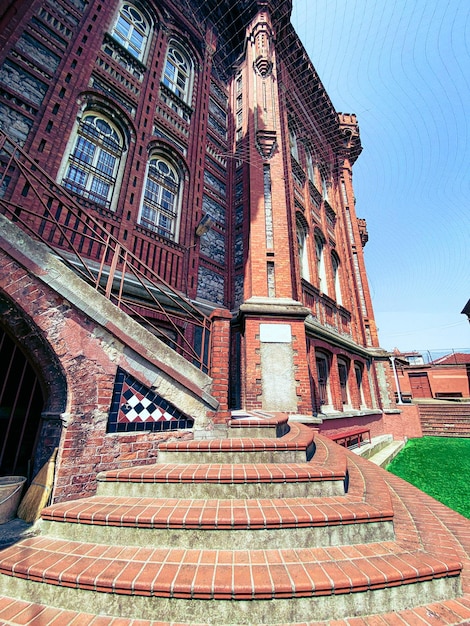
[259, 323, 292, 343]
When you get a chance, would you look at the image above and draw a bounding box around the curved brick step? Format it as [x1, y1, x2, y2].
[0, 536, 461, 624]
[40, 437, 393, 549]
[3, 595, 470, 626]
[156, 421, 315, 464]
[96, 461, 347, 499]
[2, 596, 470, 626]
[39, 493, 394, 549]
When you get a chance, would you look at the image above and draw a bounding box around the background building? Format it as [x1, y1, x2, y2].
[0, 0, 402, 496]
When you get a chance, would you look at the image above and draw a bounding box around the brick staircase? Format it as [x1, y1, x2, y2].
[1, 414, 470, 625]
[418, 402, 470, 437]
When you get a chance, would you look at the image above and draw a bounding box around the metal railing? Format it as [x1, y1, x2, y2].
[0, 130, 211, 372]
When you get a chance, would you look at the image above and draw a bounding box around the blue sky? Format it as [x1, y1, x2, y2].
[291, 0, 470, 354]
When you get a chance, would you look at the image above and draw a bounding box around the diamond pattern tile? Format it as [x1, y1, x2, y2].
[107, 368, 193, 433]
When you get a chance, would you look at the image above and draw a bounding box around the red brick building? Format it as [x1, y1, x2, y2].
[393, 351, 470, 401]
[0, 0, 401, 490]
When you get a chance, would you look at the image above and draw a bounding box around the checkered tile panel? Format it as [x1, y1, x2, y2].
[107, 368, 194, 433]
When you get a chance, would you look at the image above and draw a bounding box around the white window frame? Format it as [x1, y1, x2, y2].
[138, 155, 182, 241]
[354, 362, 366, 408]
[162, 43, 193, 105]
[61, 113, 124, 210]
[111, 2, 150, 61]
[296, 218, 310, 281]
[111, 3, 150, 61]
[289, 126, 299, 161]
[332, 252, 342, 306]
[315, 232, 327, 294]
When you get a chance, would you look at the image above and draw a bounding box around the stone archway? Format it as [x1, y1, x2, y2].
[0, 291, 67, 479]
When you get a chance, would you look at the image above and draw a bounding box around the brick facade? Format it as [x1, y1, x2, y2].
[0, 0, 406, 498]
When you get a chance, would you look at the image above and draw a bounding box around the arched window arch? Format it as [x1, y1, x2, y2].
[112, 3, 150, 61]
[139, 154, 182, 241]
[163, 42, 193, 105]
[62, 113, 125, 209]
[296, 216, 310, 281]
[331, 251, 342, 305]
[314, 231, 327, 294]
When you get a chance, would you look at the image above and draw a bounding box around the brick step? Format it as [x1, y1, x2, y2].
[96, 461, 346, 498]
[421, 415, 470, 426]
[422, 423, 470, 430]
[418, 404, 470, 411]
[419, 411, 470, 418]
[158, 419, 315, 463]
[421, 422, 470, 430]
[2, 597, 470, 626]
[422, 424, 470, 430]
[421, 415, 470, 421]
[39, 494, 394, 549]
[0, 536, 461, 624]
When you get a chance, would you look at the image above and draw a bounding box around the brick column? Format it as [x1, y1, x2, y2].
[209, 309, 232, 423]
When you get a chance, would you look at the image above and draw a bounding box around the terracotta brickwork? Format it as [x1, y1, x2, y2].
[0, 0, 407, 485]
[0, 241, 209, 501]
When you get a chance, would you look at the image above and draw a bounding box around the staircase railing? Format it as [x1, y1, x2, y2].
[0, 131, 211, 372]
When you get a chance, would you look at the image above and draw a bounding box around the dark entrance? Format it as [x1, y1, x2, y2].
[0, 329, 44, 477]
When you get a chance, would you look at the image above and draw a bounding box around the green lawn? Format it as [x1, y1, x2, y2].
[386, 436, 470, 519]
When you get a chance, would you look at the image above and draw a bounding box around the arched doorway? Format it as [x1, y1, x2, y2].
[0, 328, 44, 477]
[0, 291, 67, 481]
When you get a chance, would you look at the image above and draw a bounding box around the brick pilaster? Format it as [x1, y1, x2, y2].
[209, 309, 232, 423]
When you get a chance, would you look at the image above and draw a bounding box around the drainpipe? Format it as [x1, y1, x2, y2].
[390, 356, 404, 405]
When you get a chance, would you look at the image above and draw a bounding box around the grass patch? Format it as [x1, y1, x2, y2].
[386, 436, 470, 519]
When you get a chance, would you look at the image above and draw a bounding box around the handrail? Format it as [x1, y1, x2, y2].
[0, 131, 211, 372]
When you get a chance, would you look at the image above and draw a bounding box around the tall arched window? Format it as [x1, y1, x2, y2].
[315, 352, 331, 409]
[112, 3, 149, 61]
[163, 43, 192, 104]
[305, 148, 316, 183]
[296, 217, 310, 281]
[354, 362, 365, 408]
[62, 113, 124, 208]
[331, 251, 342, 305]
[337, 358, 350, 407]
[139, 155, 181, 240]
[315, 231, 327, 294]
[289, 126, 299, 161]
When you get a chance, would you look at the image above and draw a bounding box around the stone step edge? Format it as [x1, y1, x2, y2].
[0, 539, 461, 599]
[96, 461, 346, 484]
[41, 495, 393, 529]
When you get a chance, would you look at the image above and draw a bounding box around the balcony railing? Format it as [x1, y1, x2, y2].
[0, 130, 211, 372]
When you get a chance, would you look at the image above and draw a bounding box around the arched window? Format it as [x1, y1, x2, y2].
[112, 3, 149, 61]
[354, 362, 365, 407]
[305, 148, 316, 183]
[289, 126, 299, 161]
[337, 358, 350, 407]
[163, 43, 192, 104]
[315, 352, 331, 409]
[139, 155, 181, 240]
[62, 113, 124, 208]
[296, 217, 310, 281]
[331, 251, 342, 305]
[315, 231, 327, 294]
